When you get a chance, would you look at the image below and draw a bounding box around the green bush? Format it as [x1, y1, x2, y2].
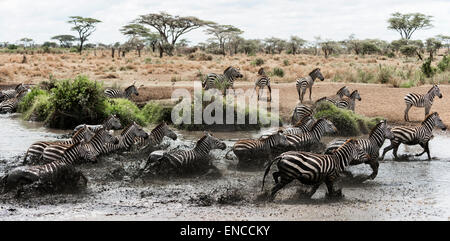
[18, 87, 49, 113]
[103, 98, 146, 126]
[421, 58, 436, 78]
[437, 55, 449, 72]
[141, 101, 172, 124]
[314, 101, 382, 136]
[23, 94, 52, 121]
[283, 59, 290, 66]
[377, 64, 394, 84]
[251, 58, 264, 66]
[271, 67, 284, 77]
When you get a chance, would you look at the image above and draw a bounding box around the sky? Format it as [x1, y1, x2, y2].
[0, 0, 448, 45]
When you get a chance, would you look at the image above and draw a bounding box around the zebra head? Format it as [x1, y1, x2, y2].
[201, 132, 227, 150]
[337, 86, 351, 97]
[107, 114, 122, 130]
[72, 124, 95, 142]
[310, 68, 324, 81]
[224, 66, 243, 79]
[125, 82, 139, 96]
[272, 130, 290, 147]
[130, 122, 149, 139]
[426, 112, 446, 131]
[431, 85, 442, 99]
[380, 120, 395, 139]
[162, 122, 178, 140]
[350, 90, 361, 101]
[257, 67, 266, 76]
[315, 119, 337, 134]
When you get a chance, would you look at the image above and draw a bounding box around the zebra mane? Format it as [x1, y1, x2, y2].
[427, 85, 438, 93]
[223, 66, 233, 74]
[14, 83, 23, 91]
[334, 138, 356, 153]
[422, 112, 438, 124]
[315, 96, 327, 103]
[73, 126, 87, 138]
[309, 68, 320, 76]
[310, 118, 325, 130]
[368, 120, 385, 138]
[120, 123, 134, 136]
[151, 122, 166, 135]
[125, 84, 136, 91]
[257, 67, 265, 76]
[294, 115, 312, 127]
[337, 86, 347, 93]
[350, 90, 359, 98]
[195, 134, 209, 147]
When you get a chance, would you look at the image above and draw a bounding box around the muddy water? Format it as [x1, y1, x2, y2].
[0, 116, 449, 220]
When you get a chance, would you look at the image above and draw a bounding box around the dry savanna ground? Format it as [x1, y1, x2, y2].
[1, 51, 449, 126]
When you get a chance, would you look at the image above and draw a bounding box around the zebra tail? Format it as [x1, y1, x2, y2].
[262, 155, 281, 191]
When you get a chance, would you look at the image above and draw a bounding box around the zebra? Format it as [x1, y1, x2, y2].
[381, 112, 447, 160]
[296, 68, 325, 103]
[230, 130, 290, 168]
[23, 125, 95, 164]
[0, 83, 27, 102]
[73, 114, 122, 133]
[335, 90, 361, 111]
[404, 85, 442, 121]
[252, 67, 272, 101]
[262, 139, 369, 200]
[0, 89, 29, 114]
[143, 132, 226, 175]
[202, 66, 243, 94]
[41, 128, 118, 164]
[132, 122, 178, 151]
[291, 104, 313, 125]
[315, 86, 351, 105]
[324, 120, 394, 180]
[102, 122, 149, 154]
[104, 82, 140, 99]
[282, 118, 337, 152]
[1, 140, 94, 193]
[284, 115, 316, 135]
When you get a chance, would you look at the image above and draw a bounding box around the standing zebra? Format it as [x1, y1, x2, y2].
[104, 82, 140, 99]
[324, 120, 394, 180]
[2, 141, 93, 193]
[315, 86, 351, 105]
[253, 67, 272, 101]
[263, 139, 368, 200]
[381, 112, 446, 160]
[230, 130, 290, 168]
[23, 125, 95, 163]
[291, 104, 313, 125]
[41, 128, 118, 164]
[296, 68, 325, 103]
[143, 132, 226, 175]
[73, 114, 122, 133]
[335, 90, 361, 111]
[132, 122, 178, 151]
[0, 83, 27, 102]
[404, 85, 442, 121]
[202, 66, 243, 94]
[102, 122, 149, 154]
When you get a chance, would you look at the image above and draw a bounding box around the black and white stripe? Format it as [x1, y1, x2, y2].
[284, 115, 316, 135]
[253, 68, 272, 101]
[73, 114, 122, 133]
[315, 86, 351, 105]
[262, 139, 368, 199]
[0, 83, 27, 102]
[324, 120, 394, 179]
[132, 122, 178, 151]
[202, 66, 243, 94]
[382, 112, 446, 160]
[102, 122, 149, 154]
[291, 104, 313, 126]
[295, 68, 324, 103]
[0, 89, 28, 114]
[104, 82, 139, 99]
[404, 85, 442, 121]
[335, 90, 361, 111]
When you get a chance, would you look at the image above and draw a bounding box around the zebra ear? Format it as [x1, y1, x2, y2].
[133, 81, 136, 85]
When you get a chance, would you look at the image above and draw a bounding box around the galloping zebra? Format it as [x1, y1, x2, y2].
[0, 83, 27, 102]
[284, 115, 316, 135]
[104, 82, 140, 99]
[253, 67, 272, 101]
[335, 90, 361, 111]
[381, 112, 446, 160]
[291, 104, 313, 125]
[230, 130, 289, 168]
[41, 128, 118, 164]
[202, 66, 243, 94]
[281, 118, 337, 153]
[23, 125, 95, 163]
[132, 122, 178, 151]
[0, 89, 29, 114]
[324, 120, 394, 180]
[73, 114, 122, 133]
[143, 132, 226, 175]
[404, 85, 442, 121]
[2, 141, 93, 193]
[315, 86, 351, 105]
[102, 122, 149, 154]
[262, 139, 368, 199]
[296, 68, 324, 103]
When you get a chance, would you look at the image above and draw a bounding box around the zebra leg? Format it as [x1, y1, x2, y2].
[381, 141, 396, 160]
[267, 85, 272, 102]
[305, 183, 321, 198]
[325, 178, 342, 198]
[392, 144, 400, 159]
[425, 105, 431, 118]
[404, 104, 412, 121]
[416, 142, 431, 160]
[270, 175, 291, 200]
[309, 86, 312, 101]
[368, 160, 379, 180]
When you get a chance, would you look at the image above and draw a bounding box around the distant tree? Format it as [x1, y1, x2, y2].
[240, 39, 262, 55]
[436, 35, 450, 53]
[42, 41, 58, 48]
[137, 12, 212, 57]
[346, 34, 362, 55]
[205, 24, 243, 55]
[288, 36, 306, 55]
[400, 45, 418, 57]
[425, 38, 442, 60]
[68, 16, 101, 54]
[51, 35, 76, 48]
[390, 39, 409, 52]
[387, 12, 433, 40]
[361, 40, 381, 55]
[264, 37, 286, 54]
[228, 36, 244, 55]
[145, 32, 161, 54]
[409, 39, 425, 60]
[20, 38, 34, 48]
[320, 40, 338, 58]
[120, 23, 150, 57]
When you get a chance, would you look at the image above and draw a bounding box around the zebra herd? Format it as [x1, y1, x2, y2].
[0, 68, 447, 201]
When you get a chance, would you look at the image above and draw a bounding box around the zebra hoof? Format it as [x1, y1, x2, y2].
[326, 190, 343, 199]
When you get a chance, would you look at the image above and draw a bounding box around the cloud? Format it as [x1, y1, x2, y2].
[0, 0, 448, 45]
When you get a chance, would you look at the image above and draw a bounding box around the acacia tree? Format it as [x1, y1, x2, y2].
[68, 16, 101, 54]
[288, 36, 306, 55]
[387, 12, 433, 40]
[20, 38, 34, 48]
[425, 38, 442, 60]
[137, 12, 212, 57]
[120, 23, 150, 57]
[51, 35, 76, 48]
[205, 24, 242, 55]
[436, 35, 450, 53]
